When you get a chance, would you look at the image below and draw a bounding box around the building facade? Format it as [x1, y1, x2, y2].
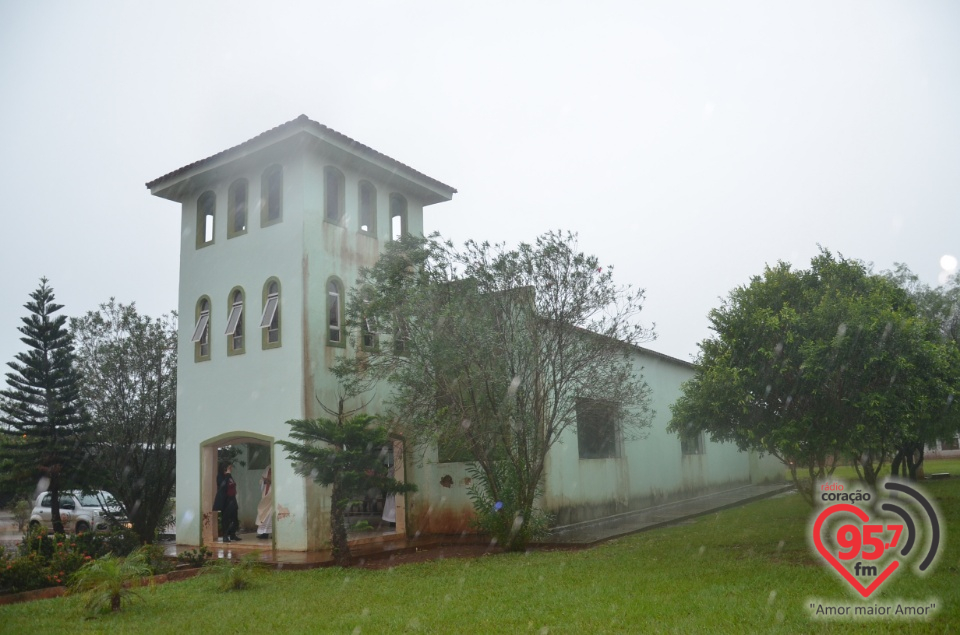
[148, 116, 781, 551]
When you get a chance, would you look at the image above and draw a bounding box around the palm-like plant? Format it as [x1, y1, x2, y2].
[69, 550, 153, 613]
[210, 551, 265, 591]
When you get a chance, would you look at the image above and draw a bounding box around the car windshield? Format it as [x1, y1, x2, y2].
[79, 493, 107, 507]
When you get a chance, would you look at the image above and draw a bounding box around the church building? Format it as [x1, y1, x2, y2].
[147, 115, 781, 552]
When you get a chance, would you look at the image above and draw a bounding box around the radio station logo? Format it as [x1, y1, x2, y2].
[809, 479, 942, 600]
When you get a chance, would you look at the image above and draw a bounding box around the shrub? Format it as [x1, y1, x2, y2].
[11, 499, 31, 533]
[73, 527, 141, 559]
[138, 543, 174, 575]
[69, 552, 153, 614]
[0, 552, 51, 594]
[18, 524, 55, 560]
[1, 526, 144, 596]
[209, 552, 265, 591]
[466, 462, 552, 551]
[176, 546, 212, 568]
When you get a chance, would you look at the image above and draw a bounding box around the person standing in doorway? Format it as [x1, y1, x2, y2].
[256, 465, 273, 539]
[219, 464, 241, 542]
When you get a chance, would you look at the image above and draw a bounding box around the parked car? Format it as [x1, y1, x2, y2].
[29, 491, 124, 534]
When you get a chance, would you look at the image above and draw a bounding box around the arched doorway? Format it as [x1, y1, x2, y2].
[200, 433, 274, 545]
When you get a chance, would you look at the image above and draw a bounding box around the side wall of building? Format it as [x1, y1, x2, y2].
[542, 349, 783, 527]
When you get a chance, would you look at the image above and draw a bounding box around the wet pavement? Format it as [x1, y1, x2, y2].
[543, 482, 794, 545]
[3, 482, 794, 568]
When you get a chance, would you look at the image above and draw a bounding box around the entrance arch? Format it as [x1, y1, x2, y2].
[200, 432, 275, 545]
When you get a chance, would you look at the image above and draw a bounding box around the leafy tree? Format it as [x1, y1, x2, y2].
[70, 301, 177, 543]
[277, 412, 416, 565]
[883, 265, 960, 477]
[0, 278, 90, 533]
[335, 231, 654, 551]
[669, 250, 960, 504]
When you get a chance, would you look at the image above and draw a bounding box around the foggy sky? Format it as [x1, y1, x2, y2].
[1, 0, 958, 371]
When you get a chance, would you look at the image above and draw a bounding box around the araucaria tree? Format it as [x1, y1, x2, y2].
[71, 301, 177, 542]
[277, 413, 416, 565]
[0, 278, 90, 533]
[336, 231, 654, 551]
[669, 250, 960, 505]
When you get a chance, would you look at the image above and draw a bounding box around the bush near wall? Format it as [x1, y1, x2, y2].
[0, 526, 146, 595]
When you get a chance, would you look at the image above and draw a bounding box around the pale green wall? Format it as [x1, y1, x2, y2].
[542, 349, 782, 527]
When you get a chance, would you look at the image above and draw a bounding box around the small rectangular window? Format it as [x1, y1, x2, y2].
[576, 398, 619, 459]
[204, 215, 214, 242]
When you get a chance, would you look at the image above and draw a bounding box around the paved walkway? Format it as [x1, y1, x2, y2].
[3, 482, 794, 568]
[543, 482, 794, 545]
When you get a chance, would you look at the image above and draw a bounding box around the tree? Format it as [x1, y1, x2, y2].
[669, 250, 960, 504]
[0, 278, 90, 533]
[335, 231, 654, 551]
[883, 265, 960, 477]
[277, 412, 416, 565]
[70, 301, 177, 543]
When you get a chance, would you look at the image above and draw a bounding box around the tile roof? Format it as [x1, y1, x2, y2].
[146, 114, 456, 194]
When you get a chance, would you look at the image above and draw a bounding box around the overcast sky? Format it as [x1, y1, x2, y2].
[1, 0, 958, 369]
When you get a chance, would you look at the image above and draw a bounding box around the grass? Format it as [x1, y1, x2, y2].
[832, 457, 960, 482]
[2, 462, 959, 633]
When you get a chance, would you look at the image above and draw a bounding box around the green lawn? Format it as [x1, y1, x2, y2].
[811, 457, 960, 483]
[2, 466, 959, 633]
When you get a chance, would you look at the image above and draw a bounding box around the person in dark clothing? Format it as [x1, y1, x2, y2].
[214, 463, 241, 542]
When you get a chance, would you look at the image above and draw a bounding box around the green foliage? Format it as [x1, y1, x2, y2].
[208, 552, 265, 591]
[11, 498, 31, 532]
[670, 250, 960, 503]
[466, 462, 551, 551]
[69, 550, 153, 613]
[0, 278, 92, 534]
[277, 413, 417, 563]
[72, 527, 141, 559]
[350, 520, 374, 532]
[70, 300, 177, 544]
[0, 552, 52, 594]
[335, 231, 653, 551]
[278, 414, 414, 496]
[176, 546, 212, 568]
[137, 543, 173, 575]
[1, 525, 105, 593]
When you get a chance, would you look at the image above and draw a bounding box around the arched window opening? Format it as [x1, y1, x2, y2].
[359, 181, 377, 234]
[228, 179, 248, 238]
[192, 297, 211, 362]
[225, 288, 245, 355]
[197, 191, 216, 248]
[390, 194, 407, 241]
[327, 278, 344, 345]
[324, 167, 345, 224]
[360, 286, 377, 350]
[261, 279, 281, 348]
[261, 165, 283, 226]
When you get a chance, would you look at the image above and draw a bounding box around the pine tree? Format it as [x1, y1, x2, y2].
[0, 278, 90, 533]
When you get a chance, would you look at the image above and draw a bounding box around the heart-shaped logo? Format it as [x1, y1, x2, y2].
[812, 503, 900, 598]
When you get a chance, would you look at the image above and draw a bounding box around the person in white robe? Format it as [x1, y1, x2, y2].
[256, 466, 273, 538]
